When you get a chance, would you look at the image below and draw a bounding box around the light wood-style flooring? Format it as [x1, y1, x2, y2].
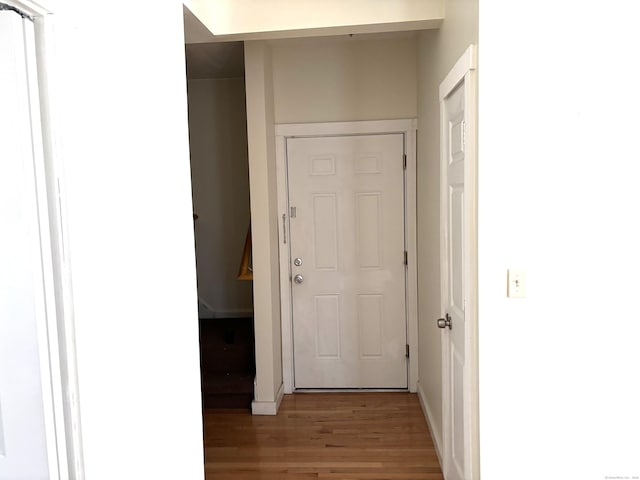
[203, 392, 443, 479]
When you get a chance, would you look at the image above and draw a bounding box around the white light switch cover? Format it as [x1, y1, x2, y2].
[507, 269, 526, 298]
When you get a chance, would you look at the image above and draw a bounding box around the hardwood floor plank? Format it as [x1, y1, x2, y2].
[204, 392, 443, 480]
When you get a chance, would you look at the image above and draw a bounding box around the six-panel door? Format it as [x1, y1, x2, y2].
[443, 80, 468, 480]
[287, 134, 407, 389]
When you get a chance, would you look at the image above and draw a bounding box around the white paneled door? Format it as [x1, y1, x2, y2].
[0, 9, 54, 480]
[442, 79, 467, 480]
[287, 134, 407, 388]
[439, 46, 478, 480]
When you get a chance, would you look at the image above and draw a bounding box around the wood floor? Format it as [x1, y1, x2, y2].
[203, 392, 443, 479]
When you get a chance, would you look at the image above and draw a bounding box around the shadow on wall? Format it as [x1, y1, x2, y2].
[187, 75, 253, 319]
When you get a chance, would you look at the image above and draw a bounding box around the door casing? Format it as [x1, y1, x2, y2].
[275, 119, 418, 393]
[1, 1, 85, 478]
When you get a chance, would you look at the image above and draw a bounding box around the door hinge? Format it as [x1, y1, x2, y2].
[290, 206, 297, 218]
[404, 251, 408, 265]
[405, 344, 410, 358]
[403, 154, 407, 170]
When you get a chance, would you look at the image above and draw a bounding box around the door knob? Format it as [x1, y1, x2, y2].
[437, 313, 452, 330]
[294, 257, 303, 266]
[294, 274, 304, 284]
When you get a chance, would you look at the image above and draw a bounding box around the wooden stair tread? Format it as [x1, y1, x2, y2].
[201, 372, 254, 395]
[199, 317, 255, 409]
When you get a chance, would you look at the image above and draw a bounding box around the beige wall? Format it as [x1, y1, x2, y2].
[185, 0, 443, 41]
[416, 0, 478, 453]
[272, 34, 417, 123]
[271, 35, 417, 124]
[244, 41, 283, 409]
[245, 34, 418, 410]
[187, 78, 253, 317]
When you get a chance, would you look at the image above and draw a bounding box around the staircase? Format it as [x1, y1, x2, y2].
[199, 317, 255, 409]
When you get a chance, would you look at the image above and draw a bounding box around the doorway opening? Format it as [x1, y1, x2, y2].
[182, 8, 478, 478]
[184, 39, 255, 410]
[275, 120, 418, 393]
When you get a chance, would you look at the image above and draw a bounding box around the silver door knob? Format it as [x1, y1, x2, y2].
[294, 274, 304, 284]
[294, 257, 303, 266]
[437, 313, 452, 330]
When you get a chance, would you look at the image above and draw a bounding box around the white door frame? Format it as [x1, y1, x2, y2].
[2, 1, 84, 478]
[275, 119, 418, 394]
[439, 45, 479, 479]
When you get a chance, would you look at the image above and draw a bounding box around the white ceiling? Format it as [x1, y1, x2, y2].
[182, 6, 418, 80]
[183, 5, 215, 44]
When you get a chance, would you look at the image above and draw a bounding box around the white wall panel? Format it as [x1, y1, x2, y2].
[51, 2, 205, 478]
[478, 1, 640, 478]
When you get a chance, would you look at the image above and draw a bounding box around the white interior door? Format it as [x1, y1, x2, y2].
[439, 47, 478, 480]
[441, 79, 467, 480]
[0, 9, 53, 480]
[287, 134, 407, 388]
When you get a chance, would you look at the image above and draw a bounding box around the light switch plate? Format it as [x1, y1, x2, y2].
[507, 269, 526, 298]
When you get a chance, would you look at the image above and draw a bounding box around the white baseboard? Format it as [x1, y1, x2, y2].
[251, 382, 285, 416]
[416, 380, 444, 470]
[198, 301, 253, 319]
[197, 298, 215, 318]
[211, 310, 254, 319]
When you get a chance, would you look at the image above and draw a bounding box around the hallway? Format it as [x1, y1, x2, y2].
[203, 392, 443, 479]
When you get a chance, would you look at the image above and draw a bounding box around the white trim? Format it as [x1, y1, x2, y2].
[193, 19, 443, 43]
[438, 82, 450, 478]
[404, 125, 419, 392]
[416, 381, 443, 470]
[439, 45, 479, 480]
[1, 0, 53, 16]
[463, 63, 480, 480]
[35, 14, 86, 480]
[251, 383, 285, 415]
[22, 16, 64, 480]
[439, 45, 477, 101]
[4, 2, 85, 478]
[197, 297, 254, 319]
[295, 388, 407, 393]
[276, 118, 417, 137]
[275, 134, 295, 392]
[275, 119, 418, 393]
[211, 310, 253, 319]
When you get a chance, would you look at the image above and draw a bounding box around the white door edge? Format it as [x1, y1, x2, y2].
[439, 45, 477, 101]
[439, 45, 479, 480]
[3, 2, 85, 478]
[275, 119, 418, 394]
[2, 0, 53, 16]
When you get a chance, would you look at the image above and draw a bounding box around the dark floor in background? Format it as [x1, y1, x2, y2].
[199, 317, 255, 410]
